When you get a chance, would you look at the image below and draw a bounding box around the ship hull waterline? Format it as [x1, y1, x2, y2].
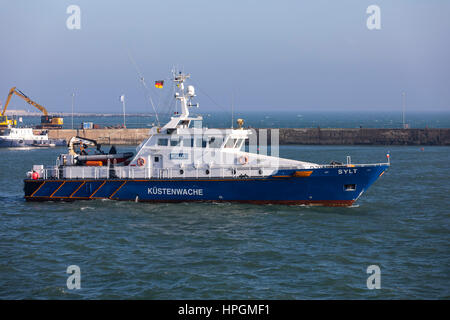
[23, 165, 388, 207]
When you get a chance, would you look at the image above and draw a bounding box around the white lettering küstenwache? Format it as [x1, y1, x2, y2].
[148, 187, 203, 196]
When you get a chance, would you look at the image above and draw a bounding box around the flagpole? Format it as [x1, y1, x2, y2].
[71, 91, 75, 130]
[121, 94, 126, 128]
[402, 91, 406, 129]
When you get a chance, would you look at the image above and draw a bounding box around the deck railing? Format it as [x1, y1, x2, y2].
[32, 162, 389, 181]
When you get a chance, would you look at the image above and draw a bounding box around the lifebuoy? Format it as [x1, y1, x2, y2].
[137, 157, 145, 167]
[239, 155, 249, 165]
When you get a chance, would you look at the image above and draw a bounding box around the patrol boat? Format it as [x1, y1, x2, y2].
[24, 72, 389, 206]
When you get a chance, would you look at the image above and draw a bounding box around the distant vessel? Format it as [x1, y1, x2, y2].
[24, 71, 389, 206]
[0, 127, 66, 148]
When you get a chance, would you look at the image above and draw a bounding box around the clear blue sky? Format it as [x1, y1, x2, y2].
[0, 0, 449, 113]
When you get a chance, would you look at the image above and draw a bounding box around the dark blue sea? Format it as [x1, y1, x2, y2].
[14, 110, 450, 129]
[0, 112, 449, 299]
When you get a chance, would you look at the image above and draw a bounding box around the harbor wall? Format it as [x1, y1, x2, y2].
[45, 128, 450, 146]
[46, 128, 149, 145]
[276, 128, 450, 146]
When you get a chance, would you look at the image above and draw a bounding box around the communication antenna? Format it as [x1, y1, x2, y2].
[126, 49, 160, 126]
[71, 91, 75, 130]
[120, 94, 126, 128]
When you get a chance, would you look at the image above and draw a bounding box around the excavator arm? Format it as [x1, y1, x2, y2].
[2, 86, 62, 128]
[1, 88, 14, 116]
[2, 87, 48, 116]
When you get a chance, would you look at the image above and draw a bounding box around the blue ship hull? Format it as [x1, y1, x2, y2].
[24, 165, 388, 206]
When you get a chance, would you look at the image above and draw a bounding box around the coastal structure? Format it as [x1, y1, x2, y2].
[45, 127, 450, 146]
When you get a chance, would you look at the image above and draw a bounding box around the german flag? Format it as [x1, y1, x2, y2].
[155, 80, 164, 89]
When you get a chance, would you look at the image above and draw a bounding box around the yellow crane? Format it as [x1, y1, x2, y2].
[0, 89, 17, 127]
[1, 87, 63, 129]
[0, 113, 16, 128]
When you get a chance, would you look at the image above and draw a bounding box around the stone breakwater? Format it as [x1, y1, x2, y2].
[44, 128, 450, 146]
[276, 128, 450, 146]
[45, 128, 149, 145]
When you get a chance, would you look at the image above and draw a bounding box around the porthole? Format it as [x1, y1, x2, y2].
[258, 169, 263, 175]
[205, 169, 210, 175]
[344, 184, 356, 191]
[179, 169, 184, 175]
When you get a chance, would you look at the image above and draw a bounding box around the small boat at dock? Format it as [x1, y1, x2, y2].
[0, 127, 66, 148]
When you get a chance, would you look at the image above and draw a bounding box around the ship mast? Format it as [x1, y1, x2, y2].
[160, 71, 200, 131]
[173, 71, 198, 119]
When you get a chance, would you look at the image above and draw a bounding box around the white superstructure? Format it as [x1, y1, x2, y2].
[125, 72, 319, 179]
[33, 71, 320, 180]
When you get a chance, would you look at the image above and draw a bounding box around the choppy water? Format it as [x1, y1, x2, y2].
[0, 145, 449, 299]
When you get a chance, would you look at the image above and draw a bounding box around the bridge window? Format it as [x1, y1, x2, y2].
[179, 120, 190, 128]
[234, 139, 244, 149]
[224, 138, 237, 148]
[208, 136, 224, 148]
[182, 138, 194, 147]
[170, 139, 180, 146]
[157, 138, 168, 146]
[194, 138, 207, 148]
